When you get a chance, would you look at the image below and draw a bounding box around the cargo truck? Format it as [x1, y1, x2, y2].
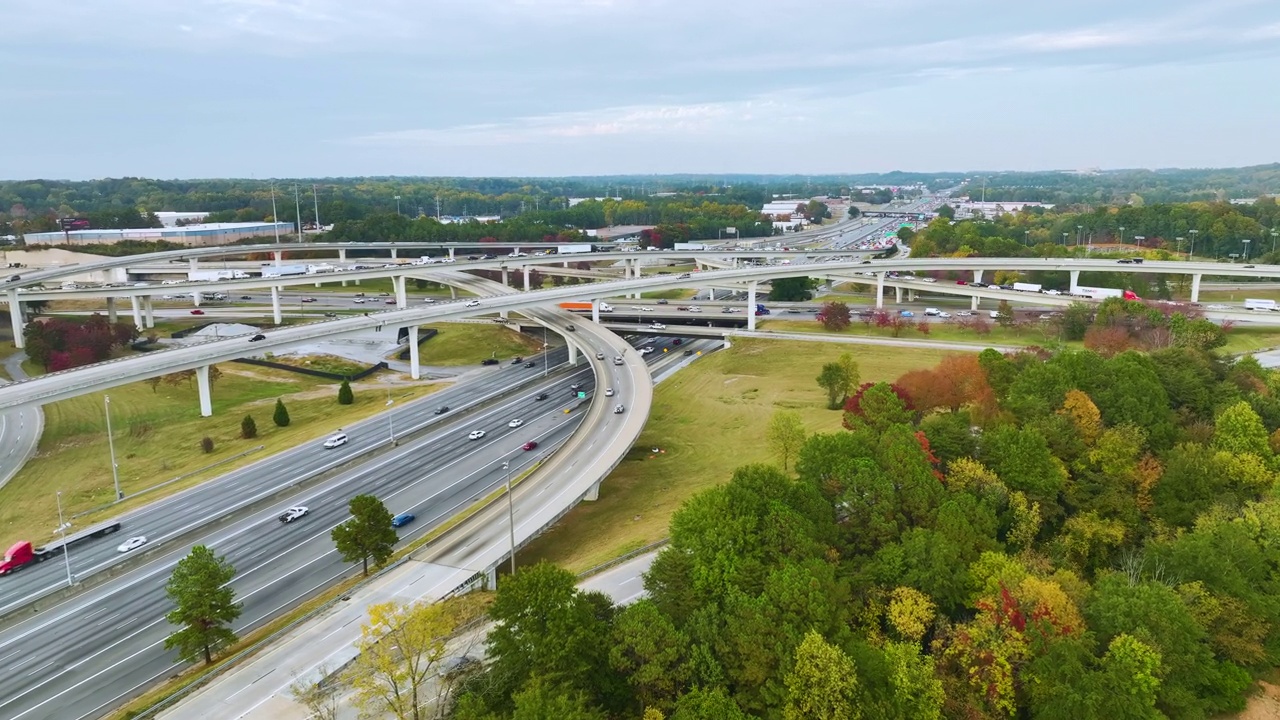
[1012, 282, 1042, 293]
[0, 520, 123, 575]
[305, 263, 337, 274]
[556, 243, 593, 255]
[262, 264, 308, 278]
[673, 242, 707, 251]
[1245, 299, 1277, 311]
[557, 301, 612, 312]
[1071, 286, 1140, 301]
[188, 269, 248, 282]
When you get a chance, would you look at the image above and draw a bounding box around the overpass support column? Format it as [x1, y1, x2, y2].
[390, 248, 398, 260]
[189, 258, 198, 273]
[501, 267, 509, 288]
[746, 281, 758, 331]
[567, 342, 578, 365]
[271, 286, 282, 325]
[339, 249, 348, 286]
[973, 270, 984, 284]
[6, 290, 24, 348]
[106, 297, 117, 324]
[130, 296, 143, 330]
[1069, 270, 1080, 290]
[523, 266, 530, 291]
[192, 291, 202, 307]
[273, 250, 283, 266]
[583, 481, 601, 502]
[895, 286, 903, 304]
[394, 276, 407, 309]
[196, 365, 213, 417]
[876, 273, 885, 309]
[1191, 273, 1202, 303]
[971, 295, 980, 311]
[708, 287, 715, 302]
[143, 297, 155, 328]
[592, 299, 600, 324]
[408, 326, 421, 380]
[908, 289, 916, 302]
[447, 247, 455, 260]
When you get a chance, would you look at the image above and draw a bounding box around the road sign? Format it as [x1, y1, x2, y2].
[577, 392, 586, 398]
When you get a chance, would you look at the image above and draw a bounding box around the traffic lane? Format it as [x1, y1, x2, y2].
[0, 392, 592, 720]
[0, 354, 572, 606]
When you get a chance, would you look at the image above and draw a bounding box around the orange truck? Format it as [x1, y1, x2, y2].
[558, 302, 613, 312]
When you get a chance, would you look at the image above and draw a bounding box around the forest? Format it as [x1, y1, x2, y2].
[960, 164, 1280, 205]
[450, 345, 1280, 720]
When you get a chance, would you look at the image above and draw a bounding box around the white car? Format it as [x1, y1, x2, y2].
[1043, 289, 1062, 296]
[922, 277, 937, 283]
[279, 506, 309, 523]
[422, 298, 436, 304]
[688, 306, 702, 313]
[605, 388, 615, 397]
[640, 346, 655, 355]
[613, 404, 626, 414]
[649, 323, 666, 330]
[468, 430, 486, 440]
[937, 311, 952, 319]
[507, 419, 523, 428]
[323, 433, 348, 449]
[353, 298, 366, 304]
[642, 307, 655, 312]
[466, 300, 481, 307]
[117, 536, 148, 553]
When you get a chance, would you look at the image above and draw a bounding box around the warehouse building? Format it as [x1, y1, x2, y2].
[21, 222, 295, 247]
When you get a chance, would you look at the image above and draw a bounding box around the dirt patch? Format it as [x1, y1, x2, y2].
[1235, 682, 1280, 720]
[219, 366, 304, 383]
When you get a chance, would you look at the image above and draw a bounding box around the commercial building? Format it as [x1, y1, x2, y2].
[21, 222, 295, 247]
[153, 211, 210, 227]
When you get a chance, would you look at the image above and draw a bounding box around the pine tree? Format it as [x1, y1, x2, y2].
[164, 545, 241, 664]
[241, 414, 257, 439]
[338, 380, 354, 405]
[273, 398, 291, 427]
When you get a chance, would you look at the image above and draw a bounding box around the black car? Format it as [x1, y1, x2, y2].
[7, 275, 19, 282]
[523, 361, 535, 368]
[1117, 259, 1133, 264]
[239, 295, 253, 300]
[511, 356, 524, 365]
[969, 281, 987, 288]
[466, 255, 479, 260]
[570, 383, 582, 392]
[657, 299, 669, 305]
[565, 324, 576, 332]
[683, 349, 694, 356]
[249, 334, 267, 342]
[673, 338, 683, 345]
[433, 406, 450, 415]
[481, 358, 499, 366]
[534, 392, 549, 401]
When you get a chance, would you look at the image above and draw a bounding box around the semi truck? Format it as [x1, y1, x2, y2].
[262, 264, 308, 278]
[187, 269, 248, 282]
[558, 301, 613, 312]
[673, 242, 707, 251]
[556, 243, 593, 255]
[0, 519, 123, 575]
[1071, 286, 1140, 301]
[305, 263, 337, 274]
[1245, 299, 1277, 311]
[1012, 282, 1042, 293]
[755, 303, 771, 316]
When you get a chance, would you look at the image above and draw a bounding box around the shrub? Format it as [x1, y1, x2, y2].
[338, 380, 354, 405]
[273, 398, 291, 427]
[200, 436, 215, 454]
[241, 414, 258, 439]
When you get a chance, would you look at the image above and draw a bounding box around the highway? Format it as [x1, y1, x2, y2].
[0, 353, 40, 491]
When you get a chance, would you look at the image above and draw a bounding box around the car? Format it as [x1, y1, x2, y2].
[955, 280, 967, 285]
[511, 356, 524, 365]
[391, 513, 416, 528]
[279, 506, 309, 523]
[1117, 259, 1133, 264]
[378, 292, 390, 297]
[422, 298, 436, 304]
[353, 298, 366, 304]
[688, 306, 702, 313]
[482, 254, 496, 260]
[466, 255, 479, 260]
[673, 338, 683, 345]
[613, 356, 624, 365]
[384, 299, 396, 305]
[239, 295, 253, 300]
[522, 441, 538, 451]
[613, 404, 626, 414]
[922, 277, 937, 283]
[534, 392, 549, 401]
[640, 346, 655, 355]
[900, 310, 914, 317]
[301, 297, 317, 303]
[481, 358, 499, 366]
[969, 281, 987, 288]
[657, 299, 669, 305]
[678, 273, 691, 279]
[433, 406, 450, 415]
[323, 312, 337, 317]
[1245, 264, 1256, 269]
[524, 361, 536, 368]
[649, 323, 666, 330]
[466, 300, 481, 307]
[249, 333, 267, 342]
[354, 292, 365, 297]
[957, 310, 974, 317]
[565, 324, 576, 332]
[683, 349, 694, 356]
[721, 307, 734, 314]
[468, 430, 486, 440]
[596, 352, 605, 360]
[117, 536, 148, 553]
[937, 311, 952, 319]
[323, 433, 348, 448]
[508, 419, 524, 428]
[570, 383, 582, 392]
[1043, 289, 1062, 296]
[190, 309, 205, 315]
[6, 275, 19, 282]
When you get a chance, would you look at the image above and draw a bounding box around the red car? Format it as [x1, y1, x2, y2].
[190, 309, 205, 315]
[956, 280, 967, 285]
[522, 441, 538, 451]
[385, 299, 396, 305]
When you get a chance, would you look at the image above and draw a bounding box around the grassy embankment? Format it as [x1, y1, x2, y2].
[416, 324, 546, 366]
[0, 365, 440, 544]
[519, 337, 969, 572]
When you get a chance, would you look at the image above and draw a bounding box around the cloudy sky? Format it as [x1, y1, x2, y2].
[6, 0, 1280, 179]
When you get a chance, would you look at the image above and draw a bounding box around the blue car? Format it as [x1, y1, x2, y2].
[900, 310, 915, 318]
[391, 513, 416, 528]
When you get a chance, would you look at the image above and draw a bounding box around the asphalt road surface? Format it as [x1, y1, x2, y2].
[0, 353, 41, 492]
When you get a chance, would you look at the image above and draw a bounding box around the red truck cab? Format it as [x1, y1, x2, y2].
[0, 541, 34, 575]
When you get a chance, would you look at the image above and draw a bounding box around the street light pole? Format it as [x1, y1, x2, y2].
[503, 461, 516, 576]
[56, 491, 72, 587]
[105, 395, 122, 500]
[1189, 229, 1198, 259]
[386, 389, 395, 445]
[394, 195, 401, 217]
[1134, 235, 1145, 251]
[543, 325, 548, 378]
[1119, 226, 1126, 248]
[1244, 239, 1252, 262]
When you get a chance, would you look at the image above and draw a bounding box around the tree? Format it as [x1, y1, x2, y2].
[273, 398, 291, 427]
[610, 600, 690, 713]
[995, 300, 1015, 328]
[671, 687, 749, 720]
[843, 382, 914, 431]
[338, 379, 354, 405]
[769, 277, 814, 302]
[331, 494, 398, 576]
[200, 436, 215, 454]
[164, 545, 241, 664]
[936, 204, 955, 220]
[816, 363, 847, 410]
[510, 678, 607, 720]
[782, 631, 861, 720]
[240, 414, 257, 439]
[344, 601, 458, 720]
[1059, 389, 1104, 446]
[766, 410, 807, 472]
[818, 301, 851, 331]
[1213, 400, 1271, 459]
[290, 665, 343, 720]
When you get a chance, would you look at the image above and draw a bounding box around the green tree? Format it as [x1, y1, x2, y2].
[995, 299, 1015, 328]
[782, 631, 860, 720]
[844, 382, 913, 431]
[817, 363, 847, 410]
[936, 204, 955, 220]
[766, 410, 807, 472]
[671, 687, 749, 720]
[769, 277, 814, 301]
[1213, 400, 1271, 459]
[240, 414, 257, 439]
[510, 678, 607, 720]
[164, 545, 242, 664]
[338, 379, 354, 405]
[331, 494, 398, 576]
[1058, 302, 1093, 341]
[273, 398, 291, 427]
[610, 600, 690, 713]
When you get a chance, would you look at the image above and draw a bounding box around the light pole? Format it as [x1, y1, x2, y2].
[1076, 225, 1083, 247]
[1189, 229, 1198, 259]
[56, 491, 72, 587]
[502, 461, 516, 576]
[386, 390, 395, 445]
[1244, 238, 1252, 262]
[1134, 235, 1145, 251]
[1272, 229, 1278, 255]
[104, 395, 122, 500]
[543, 325, 549, 378]
[394, 195, 401, 217]
[1119, 226, 1126, 247]
[1176, 237, 1184, 256]
[1062, 232, 1068, 246]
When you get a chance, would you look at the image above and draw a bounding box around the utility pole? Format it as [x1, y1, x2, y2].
[271, 184, 280, 244]
[435, 195, 441, 219]
[105, 395, 122, 500]
[503, 461, 516, 577]
[294, 184, 303, 243]
[312, 184, 321, 232]
[56, 492, 72, 587]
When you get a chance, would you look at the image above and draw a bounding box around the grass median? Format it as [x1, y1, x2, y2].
[0, 365, 440, 545]
[417, 323, 545, 366]
[518, 337, 973, 572]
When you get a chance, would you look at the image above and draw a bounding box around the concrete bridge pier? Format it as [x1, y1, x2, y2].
[408, 325, 421, 380]
[876, 273, 885, 309]
[449, 286, 457, 300]
[895, 286, 904, 304]
[192, 291, 202, 307]
[583, 480, 601, 502]
[568, 342, 579, 365]
[143, 297, 155, 328]
[1191, 273, 1202, 303]
[708, 287, 716, 302]
[189, 258, 198, 273]
[339, 249, 348, 286]
[448, 247, 455, 260]
[271, 286, 282, 324]
[971, 295, 980, 311]
[485, 566, 498, 591]
[501, 267, 509, 288]
[973, 269, 984, 284]
[130, 296, 143, 331]
[7, 290, 24, 348]
[394, 276, 408, 309]
[523, 266, 531, 291]
[908, 289, 917, 302]
[196, 365, 213, 417]
[106, 297, 117, 324]
[273, 250, 283, 266]
[1069, 270, 1079, 290]
[747, 281, 758, 331]
[592, 299, 601, 324]
[390, 248, 398, 260]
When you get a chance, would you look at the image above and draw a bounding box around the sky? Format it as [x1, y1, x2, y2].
[6, 0, 1280, 179]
